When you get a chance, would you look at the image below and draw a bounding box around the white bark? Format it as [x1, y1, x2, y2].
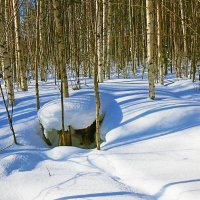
[146, 0, 155, 99]
[179, 0, 188, 77]
[96, 0, 104, 83]
[0, 0, 14, 105]
[12, 0, 28, 91]
[52, 0, 69, 98]
[157, 0, 164, 85]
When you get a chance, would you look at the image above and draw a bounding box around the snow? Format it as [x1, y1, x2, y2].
[38, 93, 112, 131]
[38, 95, 97, 131]
[0, 77, 200, 200]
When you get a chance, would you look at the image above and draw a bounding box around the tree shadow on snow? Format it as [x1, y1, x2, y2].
[55, 191, 154, 200]
[0, 151, 48, 176]
[154, 179, 200, 199]
[102, 101, 200, 150]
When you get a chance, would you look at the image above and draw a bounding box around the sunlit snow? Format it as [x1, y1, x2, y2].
[0, 77, 200, 200]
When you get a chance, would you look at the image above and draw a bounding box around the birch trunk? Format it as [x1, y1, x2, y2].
[95, 0, 101, 150]
[106, 0, 111, 79]
[129, 0, 136, 78]
[35, 0, 40, 110]
[103, 0, 108, 79]
[12, 0, 28, 91]
[0, 0, 14, 105]
[146, 0, 155, 99]
[52, 0, 70, 146]
[179, 0, 188, 77]
[2, 52, 14, 106]
[173, 2, 181, 78]
[157, 0, 164, 85]
[39, 0, 46, 81]
[96, 0, 104, 83]
[52, 0, 69, 98]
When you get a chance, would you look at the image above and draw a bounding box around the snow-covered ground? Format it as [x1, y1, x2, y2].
[0, 77, 200, 200]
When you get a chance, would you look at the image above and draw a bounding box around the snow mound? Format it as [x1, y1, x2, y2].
[38, 94, 110, 132]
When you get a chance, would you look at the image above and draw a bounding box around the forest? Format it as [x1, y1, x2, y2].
[0, 0, 200, 200]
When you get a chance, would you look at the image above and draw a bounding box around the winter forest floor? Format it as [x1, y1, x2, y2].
[0, 74, 200, 200]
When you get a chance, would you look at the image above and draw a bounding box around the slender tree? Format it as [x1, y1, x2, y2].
[157, 0, 164, 85]
[96, 0, 104, 83]
[12, 0, 28, 91]
[52, 0, 70, 146]
[0, 0, 14, 105]
[146, 0, 155, 99]
[35, 0, 40, 110]
[95, 0, 101, 150]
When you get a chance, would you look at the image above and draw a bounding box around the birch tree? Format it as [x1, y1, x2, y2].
[179, 0, 188, 77]
[146, 0, 155, 99]
[35, 0, 40, 110]
[96, 0, 104, 83]
[52, 0, 69, 98]
[95, 0, 101, 150]
[0, 0, 14, 105]
[52, 0, 70, 146]
[157, 0, 164, 85]
[12, 0, 28, 91]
